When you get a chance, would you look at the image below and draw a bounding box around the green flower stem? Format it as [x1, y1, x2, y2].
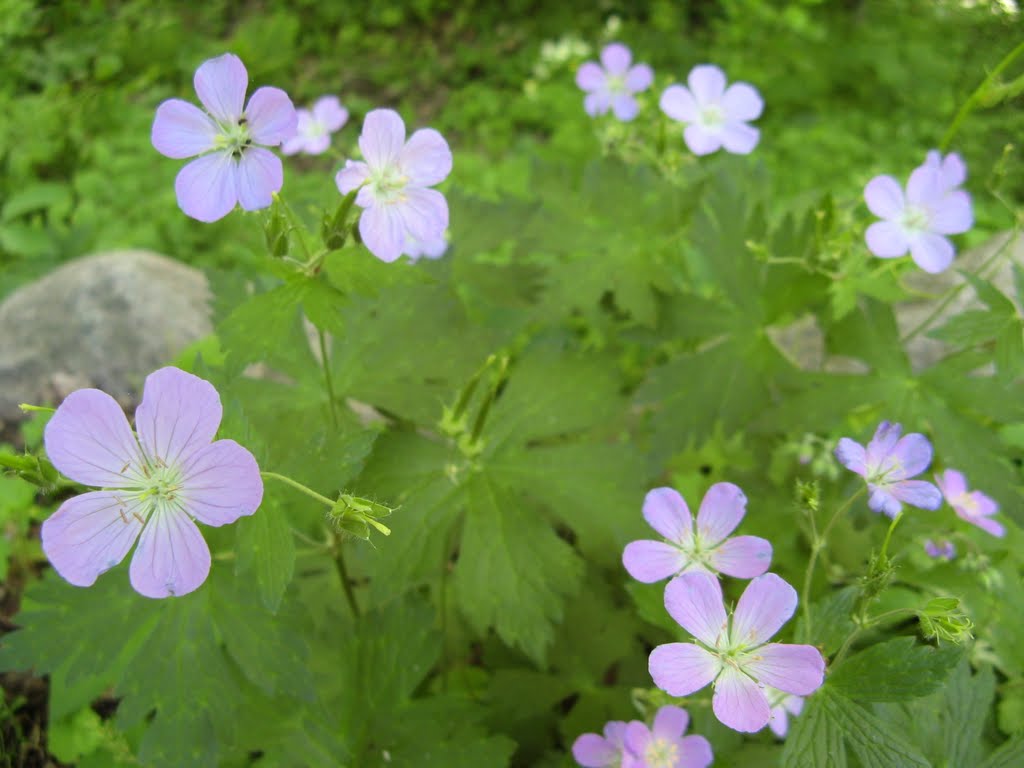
[331, 529, 360, 619]
[18, 404, 56, 414]
[877, 511, 903, 565]
[260, 471, 335, 507]
[317, 327, 339, 428]
[801, 487, 865, 642]
[941, 40, 1024, 151]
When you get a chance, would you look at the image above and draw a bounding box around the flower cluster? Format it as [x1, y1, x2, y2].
[572, 706, 712, 768]
[153, 54, 452, 264]
[576, 43, 763, 156]
[41, 367, 263, 598]
[864, 150, 973, 273]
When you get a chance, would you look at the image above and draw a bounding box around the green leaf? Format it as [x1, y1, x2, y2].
[995, 321, 1024, 381]
[234, 498, 295, 613]
[980, 735, 1024, 768]
[928, 310, 1009, 347]
[795, 585, 857, 653]
[453, 473, 584, 665]
[383, 697, 516, 768]
[825, 688, 931, 768]
[218, 281, 306, 370]
[828, 637, 963, 702]
[941, 661, 995, 767]
[780, 690, 847, 768]
[963, 272, 1017, 316]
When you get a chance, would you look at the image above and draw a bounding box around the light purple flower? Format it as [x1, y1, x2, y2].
[863, 150, 973, 274]
[41, 367, 263, 598]
[648, 572, 825, 734]
[622, 484, 772, 583]
[660, 65, 763, 156]
[404, 231, 448, 262]
[335, 109, 452, 263]
[575, 43, 654, 121]
[936, 469, 1004, 537]
[766, 688, 804, 739]
[152, 53, 297, 223]
[924, 539, 957, 560]
[573, 720, 630, 767]
[623, 706, 713, 768]
[281, 95, 349, 156]
[835, 421, 943, 518]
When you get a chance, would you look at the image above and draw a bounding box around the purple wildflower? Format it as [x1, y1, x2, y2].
[335, 109, 452, 263]
[573, 720, 630, 767]
[404, 231, 448, 262]
[623, 706, 713, 768]
[41, 367, 263, 598]
[575, 43, 653, 121]
[924, 539, 957, 560]
[649, 572, 825, 734]
[281, 95, 349, 156]
[622, 484, 772, 583]
[765, 688, 804, 739]
[863, 150, 973, 273]
[659, 65, 763, 156]
[835, 421, 942, 518]
[936, 469, 1004, 538]
[152, 53, 297, 222]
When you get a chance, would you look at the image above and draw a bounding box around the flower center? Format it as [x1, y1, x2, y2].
[606, 74, 627, 94]
[214, 118, 254, 158]
[953, 492, 978, 516]
[644, 737, 679, 768]
[868, 456, 903, 487]
[900, 205, 930, 233]
[699, 104, 726, 129]
[304, 118, 326, 139]
[370, 165, 409, 205]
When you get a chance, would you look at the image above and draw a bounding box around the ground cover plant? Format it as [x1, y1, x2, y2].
[1, 1, 1023, 766]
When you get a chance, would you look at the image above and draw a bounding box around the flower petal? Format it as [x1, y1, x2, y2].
[313, 95, 349, 131]
[868, 485, 902, 518]
[936, 468, 967, 499]
[611, 93, 639, 121]
[677, 734, 714, 768]
[643, 487, 693, 544]
[696, 482, 747, 545]
[906, 163, 943, 206]
[625, 64, 653, 93]
[687, 65, 727, 106]
[866, 221, 911, 258]
[151, 99, 218, 159]
[129, 510, 211, 598]
[179, 439, 263, 526]
[664, 572, 728, 646]
[576, 62, 605, 92]
[584, 91, 610, 117]
[135, 367, 222, 469]
[890, 480, 942, 510]
[41, 491, 144, 587]
[236, 147, 283, 211]
[707, 535, 772, 578]
[174, 152, 238, 223]
[909, 232, 955, 274]
[720, 122, 760, 154]
[928, 190, 973, 236]
[768, 706, 789, 738]
[712, 666, 771, 733]
[744, 643, 825, 695]
[194, 53, 248, 125]
[867, 421, 902, 461]
[396, 187, 449, 242]
[722, 83, 763, 121]
[359, 204, 405, 263]
[623, 721, 652, 757]
[653, 704, 689, 740]
[889, 432, 933, 478]
[684, 124, 722, 156]
[245, 86, 297, 146]
[660, 85, 698, 123]
[835, 438, 867, 476]
[731, 573, 797, 647]
[938, 152, 967, 190]
[600, 43, 632, 75]
[968, 515, 1006, 538]
[359, 108, 406, 171]
[281, 110, 312, 155]
[44, 389, 142, 487]
[399, 128, 452, 187]
[864, 175, 905, 219]
[623, 540, 688, 583]
[336, 160, 370, 195]
[572, 733, 619, 767]
[649, 642, 722, 697]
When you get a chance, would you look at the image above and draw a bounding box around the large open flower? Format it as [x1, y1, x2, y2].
[41, 367, 263, 598]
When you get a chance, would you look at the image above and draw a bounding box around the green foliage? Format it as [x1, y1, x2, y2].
[829, 638, 964, 702]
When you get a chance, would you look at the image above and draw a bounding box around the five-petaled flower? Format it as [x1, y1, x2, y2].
[335, 108, 452, 263]
[281, 95, 349, 156]
[863, 150, 973, 273]
[766, 688, 804, 739]
[623, 706, 713, 768]
[622, 484, 772, 583]
[835, 420, 942, 518]
[936, 469, 1004, 538]
[660, 65, 763, 156]
[572, 719, 629, 767]
[152, 53, 297, 223]
[575, 43, 654, 122]
[41, 367, 263, 598]
[649, 572, 825, 733]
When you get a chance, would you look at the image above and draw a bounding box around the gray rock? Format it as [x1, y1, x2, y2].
[0, 250, 212, 423]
